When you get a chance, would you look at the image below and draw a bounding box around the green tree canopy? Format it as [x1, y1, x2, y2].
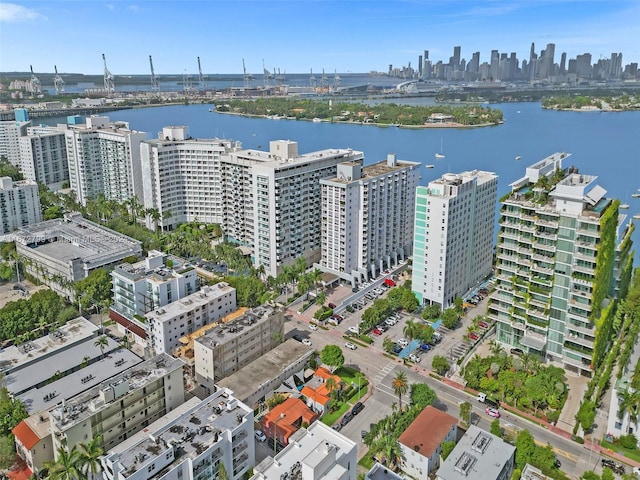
[320, 345, 344, 372]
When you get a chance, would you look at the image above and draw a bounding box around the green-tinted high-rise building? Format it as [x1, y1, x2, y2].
[490, 153, 634, 376]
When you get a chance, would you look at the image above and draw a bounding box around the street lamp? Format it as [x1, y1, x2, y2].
[273, 413, 285, 455]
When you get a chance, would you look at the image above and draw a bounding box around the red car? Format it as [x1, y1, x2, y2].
[328, 303, 337, 309]
[485, 407, 500, 418]
[469, 332, 479, 341]
[478, 321, 489, 329]
[372, 327, 383, 336]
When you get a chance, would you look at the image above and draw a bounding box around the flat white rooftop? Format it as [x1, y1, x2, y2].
[145, 283, 235, 323]
[14, 213, 142, 267]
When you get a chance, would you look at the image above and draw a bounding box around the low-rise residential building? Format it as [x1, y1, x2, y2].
[300, 367, 343, 415]
[145, 282, 237, 355]
[319, 155, 420, 285]
[49, 354, 185, 457]
[607, 341, 640, 440]
[398, 406, 458, 477]
[0, 316, 141, 412]
[102, 388, 255, 480]
[216, 338, 313, 408]
[250, 421, 357, 480]
[436, 425, 515, 480]
[194, 305, 285, 392]
[0, 176, 41, 234]
[13, 213, 142, 299]
[260, 397, 319, 447]
[110, 250, 198, 344]
[521, 464, 553, 480]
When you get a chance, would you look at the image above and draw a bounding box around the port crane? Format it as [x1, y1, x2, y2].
[242, 59, 253, 89]
[333, 69, 341, 89]
[183, 70, 193, 95]
[149, 55, 159, 92]
[102, 54, 115, 94]
[53, 65, 64, 94]
[309, 69, 316, 88]
[29, 65, 42, 95]
[320, 69, 328, 89]
[197, 57, 207, 91]
[262, 60, 273, 88]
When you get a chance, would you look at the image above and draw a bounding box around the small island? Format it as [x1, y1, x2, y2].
[215, 98, 504, 128]
[542, 94, 640, 112]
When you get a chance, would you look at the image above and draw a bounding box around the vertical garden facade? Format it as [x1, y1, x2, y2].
[489, 153, 633, 376]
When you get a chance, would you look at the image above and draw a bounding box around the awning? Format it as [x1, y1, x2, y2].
[520, 331, 547, 351]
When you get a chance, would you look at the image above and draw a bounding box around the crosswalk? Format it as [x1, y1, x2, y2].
[371, 362, 398, 398]
[373, 362, 396, 384]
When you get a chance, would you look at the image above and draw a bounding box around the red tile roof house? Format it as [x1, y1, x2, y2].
[260, 397, 319, 447]
[300, 366, 343, 415]
[398, 406, 458, 478]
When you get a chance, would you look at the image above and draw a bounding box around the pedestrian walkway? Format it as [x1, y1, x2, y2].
[373, 362, 396, 384]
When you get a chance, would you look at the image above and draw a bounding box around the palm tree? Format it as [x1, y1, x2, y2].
[310, 268, 323, 295]
[44, 445, 82, 480]
[403, 319, 421, 341]
[146, 207, 161, 233]
[325, 377, 338, 397]
[488, 339, 504, 357]
[94, 335, 109, 359]
[391, 372, 409, 412]
[77, 435, 104, 479]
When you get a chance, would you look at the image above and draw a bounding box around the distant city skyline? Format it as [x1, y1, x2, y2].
[1, 0, 639, 75]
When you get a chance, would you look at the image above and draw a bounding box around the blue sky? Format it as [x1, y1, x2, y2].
[1, 0, 638, 74]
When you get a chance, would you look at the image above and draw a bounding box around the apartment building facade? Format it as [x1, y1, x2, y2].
[140, 126, 238, 230]
[111, 250, 198, 329]
[102, 388, 255, 480]
[145, 282, 237, 355]
[19, 124, 69, 188]
[489, 153, 633, 376]
[412, 170, 498, 309]
[194, 305, 285, 392]
[141, 132, 364, 277]
[49, 354, 185, 457]
[319, 155, 420, 285]
[0, 176, 42, 234]
[0, 109, 31, 166]
[65, 116, 147, 205]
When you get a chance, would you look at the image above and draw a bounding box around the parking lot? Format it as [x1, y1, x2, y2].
[315, 277, 495, 375]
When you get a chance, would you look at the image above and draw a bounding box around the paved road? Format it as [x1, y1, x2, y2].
[285, 311, 614, 479]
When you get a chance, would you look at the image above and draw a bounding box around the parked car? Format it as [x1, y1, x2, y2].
[397, 338, 409, 347]
[328, 303, 337, 309]
[510, 348, 524, 356]
[385, 318, 397, 326]
[348, 325, 360, 335]
[372, 327, 383, 336]
[408, 353, 421, 363]
[420, 343, 431, 351]
[309, 323, 318, 331]
[341, 411, 353, 426]
[478, 321, 489, 329]
[469, 332, 479, 341]
[485, 407, 500, 418]
[332, 423, 342, 431]
[302, 338, 312, 347]
[333, 314, 344, 322]
[392, 344, 403, 354]
[601, 459, 625, 475]
[346, 305, 355, 313]
[352, 402, 364, 415]
[255, 430, 267, 442]
[292, 334, 303, 342]
[345, 342, 357, 350]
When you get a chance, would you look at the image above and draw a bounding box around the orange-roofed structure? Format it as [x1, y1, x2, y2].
[260, 397, 319, 447]
[12, 418, 52, 476]
[300, 367, 342, 415]
[398, 405, 457, 477]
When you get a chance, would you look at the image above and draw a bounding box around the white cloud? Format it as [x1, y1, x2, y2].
[0, 2, 45, 22]
[127, 4, 139, 12]
[105, 4, 115, 11]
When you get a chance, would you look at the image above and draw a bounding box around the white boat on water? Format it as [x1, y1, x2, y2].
[632, 193, 640, 198]
[425, 164, 435, 169]
[435, 139, 445, 159]
[620, 204, 630, 210]
[312, 118, 322, 123]
[515, 155, 522, 160]
[634, 214, 640, 220]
